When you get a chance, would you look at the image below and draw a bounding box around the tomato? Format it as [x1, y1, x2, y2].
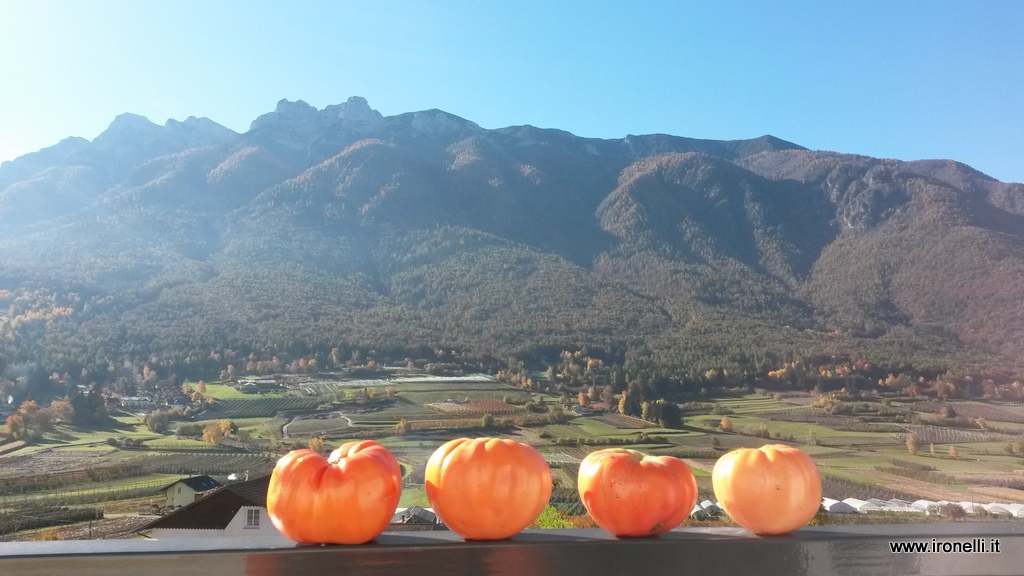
[425, 437, 552, 540]
[577, 448, 698, 537]
[267, 440, 402, 544]
[711, 444, 821, 535]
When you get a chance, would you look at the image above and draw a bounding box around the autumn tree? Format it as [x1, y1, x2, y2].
[308, 436, 325, 454]
[218, 419, 235, 437]
[50, 399, 75, 423]
[930, 443, 936, 457]
[578, 391, 591, 406]
[906, 434, 919, 456]
[948, 445, 960, 459]
[5, 413, 26, 440]
[395, 419, 412, 434]
[481, 413, 495, 428]
[203, 423, 224, 445]
[719, 415, 733, 432]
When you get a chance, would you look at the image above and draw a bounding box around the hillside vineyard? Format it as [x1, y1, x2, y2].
[1, 97, 1023, 390]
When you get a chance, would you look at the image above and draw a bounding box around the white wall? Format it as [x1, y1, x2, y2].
[224, 507, 288, 541]
[165, 485, 199, 508]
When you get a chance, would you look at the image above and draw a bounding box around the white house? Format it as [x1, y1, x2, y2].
[143, 475, 288, 541]
[161, 475, 222, 508]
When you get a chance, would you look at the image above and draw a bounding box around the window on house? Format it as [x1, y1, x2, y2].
[245, 508, 260, 528]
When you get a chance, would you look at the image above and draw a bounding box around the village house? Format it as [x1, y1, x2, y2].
[143, 475, 286, 540]
[120, 396, 155, 411]
[144, 476, 447, 540]
[388, 506, 446, 531]
[161, 475, 222, 508]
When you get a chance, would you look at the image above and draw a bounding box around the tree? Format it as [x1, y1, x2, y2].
[50, 400, 75, 423]
[144, 410, 171, 433]
[939, 503, 966, 522]
[906, 434, 919, 456]
[218, 419, 235, 437]
[202, 423, 224, 445]
[395, 419, 412, 434]
[5, 413, 25, 440]
[578, 391, 591, 406]
[481, 413, 495, 428]
[930, 443, 936, 457]
[655, 399, 681, 429]
[308, 436, 325, 454]
[197, 381, 207, 395]
[719, 415, 733, 432]
[711, 436, 722, 450]
[948, 445, 960, 459]
[600, 385, 614, 407]
[618, 385, 643, 417]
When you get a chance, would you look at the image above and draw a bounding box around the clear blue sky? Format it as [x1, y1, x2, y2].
[2, 1, 1022, 183]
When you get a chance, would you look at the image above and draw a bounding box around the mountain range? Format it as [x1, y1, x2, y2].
[2, 96, 1022, 379]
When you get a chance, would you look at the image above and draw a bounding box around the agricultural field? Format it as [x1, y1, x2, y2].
[201, 397, 322, 418]
[5, 373, 1024, 541]
[425, 399, 524, 415]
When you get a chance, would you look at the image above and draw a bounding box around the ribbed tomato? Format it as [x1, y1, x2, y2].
[712, 444, 821, 535]
[267, 440, 402, 544]
[425, 437, 551, 540]
[577, 448, 697, 537]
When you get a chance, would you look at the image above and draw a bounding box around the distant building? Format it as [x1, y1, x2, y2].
[120, 396, 155, 410]
[143, 475, 286, 541]
[388, 506, 446, 532]
[161, 475, 223, 508]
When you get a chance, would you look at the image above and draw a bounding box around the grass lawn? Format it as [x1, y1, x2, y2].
[398, 485, 431, 508]
[199, 383, 288, 399]
[146, 437, 216, 449]
[713, 395, 794, 414]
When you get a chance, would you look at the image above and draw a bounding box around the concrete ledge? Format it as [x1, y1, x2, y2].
[2, 523, 1023, 576]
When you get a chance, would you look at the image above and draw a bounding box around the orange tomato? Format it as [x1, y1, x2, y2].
[712, 444, 821, 535]
[267, 440, 402, 544]
[425, 437, 552, 540]
[577, 448, 698, 537]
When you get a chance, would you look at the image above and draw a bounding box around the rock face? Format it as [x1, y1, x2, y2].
[324, 96, 385, 134]
[0, 97, 1022, 373]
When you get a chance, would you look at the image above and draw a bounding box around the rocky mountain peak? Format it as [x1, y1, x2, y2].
[163, 115, 237, 145]
[323, 96, 385, 134]
[91, 113, 162, 150]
